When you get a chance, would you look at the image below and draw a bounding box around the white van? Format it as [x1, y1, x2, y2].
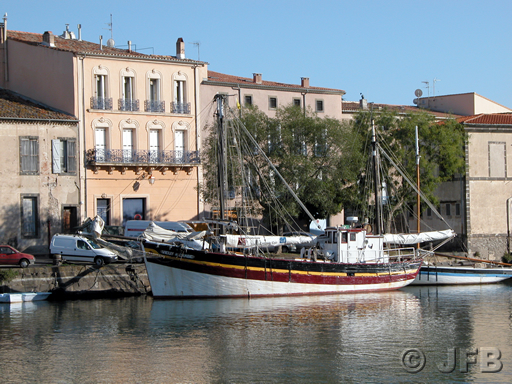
[124, 220, 192, 238]
[49, 234, 118, 266]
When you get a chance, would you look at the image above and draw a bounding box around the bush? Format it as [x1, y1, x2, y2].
[0, 269, 19, 283]
[502, 253, 512, 264]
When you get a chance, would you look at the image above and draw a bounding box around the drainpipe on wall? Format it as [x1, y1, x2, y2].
[301, 91, 307, 116]
[507, 197, 512, 254]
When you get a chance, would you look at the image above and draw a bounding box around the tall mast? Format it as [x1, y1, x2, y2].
[415, 126, 421, 235]
[215, 94, 228, 225]
[371, 119, 382, 235]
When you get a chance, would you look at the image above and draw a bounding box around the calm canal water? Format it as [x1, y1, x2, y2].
[1, 282, 512, 383]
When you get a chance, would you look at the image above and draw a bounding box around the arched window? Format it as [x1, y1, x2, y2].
[119, 68, 138, 111]
[145, 70, 164, 113]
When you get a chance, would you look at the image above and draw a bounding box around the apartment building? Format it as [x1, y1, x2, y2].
[0, 20, 207, 227]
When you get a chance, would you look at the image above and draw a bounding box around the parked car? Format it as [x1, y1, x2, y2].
[281, 232, 316, 253]
[0, 245, 36, 268]
[49, 234, 118, 267]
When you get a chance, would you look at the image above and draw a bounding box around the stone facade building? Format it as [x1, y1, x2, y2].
[0, 89, 79, 254]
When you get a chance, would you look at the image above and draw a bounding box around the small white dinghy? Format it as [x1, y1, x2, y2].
[0, 292, 52, 303]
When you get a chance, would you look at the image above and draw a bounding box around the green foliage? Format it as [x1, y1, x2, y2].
[502, 253, 512, 264]
[200, 103, 364, 230]
[0, 269, 19, 283]
[351, 108, 466, 232]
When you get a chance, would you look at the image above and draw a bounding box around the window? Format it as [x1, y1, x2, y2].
[52, 139, 76, 174]
[97, 199, 111, 225]
[149, 129, 161, 163]
[244, 95, 253, 106]
[293, 98, 301, 107]
[145, 72, 164, 112]
[489, 142, 506, 178]
[21, 195, 39, 238]
[175, 130, 185, 163]
[172, 74, 190, 114]
[20, 137, 39, 175]
[269, 97, 277, 110]
[95, 128, 107, 162]
[316, 99, 324, 113]
[120, 73, 138, 111]
[445, 203, 451, 216]
[455, 203, 461, 216]
[123, 198, 145, 226]
[92, 74, 112, 110]
[123, 129, 134, 162]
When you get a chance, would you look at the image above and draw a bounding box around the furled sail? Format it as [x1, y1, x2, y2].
[142, 222, 206, 250]
[383, 229, 455, 245]
[223, 234, 316, 249]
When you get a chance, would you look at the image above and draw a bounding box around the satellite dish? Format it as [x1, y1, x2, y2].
[107, 38, 115, 48]
[414, 89, 423, 97]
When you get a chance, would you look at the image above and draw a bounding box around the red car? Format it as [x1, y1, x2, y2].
[0, 245, 36, 268]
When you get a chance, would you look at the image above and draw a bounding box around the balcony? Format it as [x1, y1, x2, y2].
[144, 100, 165, 113]
[86, 148, 200, 166]
[91, 97, 113, 110]
[118, 99, 140, 112]
[171, 102, 191, 114]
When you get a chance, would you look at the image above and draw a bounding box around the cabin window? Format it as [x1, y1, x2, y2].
[350, 233, 356, 242]
[341, 232, 348, 243]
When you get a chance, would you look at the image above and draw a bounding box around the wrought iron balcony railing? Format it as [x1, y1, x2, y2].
[171, 102, 191, 114]
[118, 98, 140, 112]
[144, 100, 165, 113]
[86, 148, 200, 165]
[91, 97, 113, 110]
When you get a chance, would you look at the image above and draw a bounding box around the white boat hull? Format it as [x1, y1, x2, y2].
[0, 292, 52, 303]
[145, 260, 417, 298]
[411, 266, 512, 285]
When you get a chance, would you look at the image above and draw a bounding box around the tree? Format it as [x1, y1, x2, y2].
[200, 103, 364, 233]
[350, 108, 466, 233]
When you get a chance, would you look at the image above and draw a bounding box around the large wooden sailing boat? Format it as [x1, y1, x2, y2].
[143, 95, 446, 299]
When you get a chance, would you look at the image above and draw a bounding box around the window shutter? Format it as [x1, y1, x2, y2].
[52, 139, 61, 173]
[67, 140, 76, 172]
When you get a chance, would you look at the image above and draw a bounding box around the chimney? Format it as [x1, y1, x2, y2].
[176, 37, 185, 59]
[301, 77, 309, 88]
[77, 24, 81, 41]
[128, 40, 132, 53]
[0, 13, 7, 45]
[42, 31, 55, 47]
[253, 73, 262, 84]
[359, 94, 368, 110]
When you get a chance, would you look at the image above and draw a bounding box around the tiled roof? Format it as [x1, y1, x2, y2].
[343, 101, 460, 119]
[458, 113, 512, 126]
[0, 88, 77, 120]
[206, 70, 345, 94]
[8, 30, 204, 64]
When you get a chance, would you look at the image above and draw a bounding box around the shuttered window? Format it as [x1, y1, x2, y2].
[52, 139, 77, 174]
[20, 137, 39, 175]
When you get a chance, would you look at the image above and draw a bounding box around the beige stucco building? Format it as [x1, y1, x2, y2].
[460, 113, 512, 259]
[0, 21, 207, 228]
[0, 89, 79, 254]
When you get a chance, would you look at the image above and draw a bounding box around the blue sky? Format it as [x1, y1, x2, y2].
[2, 0, 511, 107]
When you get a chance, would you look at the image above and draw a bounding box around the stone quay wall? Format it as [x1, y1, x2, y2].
[0, 264, 151, 299]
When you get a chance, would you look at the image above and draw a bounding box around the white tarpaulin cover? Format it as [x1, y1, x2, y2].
[142, 222, 206, 250]
[224, 234, 316, 249]
[383, 229, 455, 245]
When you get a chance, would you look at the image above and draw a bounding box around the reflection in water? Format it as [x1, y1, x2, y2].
[0, 284, 511, 383]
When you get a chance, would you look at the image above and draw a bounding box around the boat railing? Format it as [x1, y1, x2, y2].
[385, 247, 417, 262]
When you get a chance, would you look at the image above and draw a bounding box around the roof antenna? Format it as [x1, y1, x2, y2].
[105, 14, 115, 47]
[190, 41, 200, 60]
